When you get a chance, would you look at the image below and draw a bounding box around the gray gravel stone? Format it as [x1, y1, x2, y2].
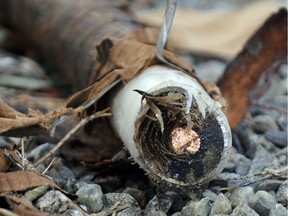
[65, 209, 83, 216]
[193, 197, 211, 216]
[249, 155, 275, 174]
[235, 154, 252, 176]
[104, 193, 139, 209]
[277, 115, 288, 131]
[231, 203, 259, 216]
[229, 186, 254, 207]
[269, 203, 288, 216]
[117, 207, 142, 216]
[257, 179, 283, 192]
[76, 183, 103, 213]
[180, 197, 211, 216]
[27, 143, 54, 161]
[276, 180, 288, 206]
[264, 130, 287, 148]
[252, 115, 278, 133]
[35, 190, 70, 214]
[144, 194, 174, 215]
[24, 184, 50, 202]
[203, 190, 218, 201]
[209, 193, 232, 215]
[122, 187, 146, 208]
[249, 190, 277, 216]
[146, 210, 166, 216]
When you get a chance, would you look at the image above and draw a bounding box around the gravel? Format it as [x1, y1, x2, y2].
[231, 203, 259, 216]
[76, 183, 104, 213]
[249, 190, 277, 216]
[276, 180, 288, 206]
[13, 61, 286, 216]
[104, 192, 140, 209]
[35, 190, 70, 214]
[252, 115, 279, 133]
[209, 193, 232, 215]
[269, 203, 288, 216]
[229, 186, 254, 207]
[0, 2, 287, 216]
[180, 197, 211, 216]
[144, 194, 174, 215]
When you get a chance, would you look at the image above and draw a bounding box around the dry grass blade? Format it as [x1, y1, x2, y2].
[0, 170, 56, 193]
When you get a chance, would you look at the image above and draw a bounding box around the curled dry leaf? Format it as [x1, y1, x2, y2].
[66, 31, 196, 108]
[0, 149, 11, 172]
[0, 170, 58, 193]
[0, 98, 80, 137]
[1, 195, 49, 216]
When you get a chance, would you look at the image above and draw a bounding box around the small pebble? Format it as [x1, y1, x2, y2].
[26, 143, 54, 162]
[104, 193, 139, 209]
[24, 184, 50, 202]
[65, 209, 83, 216]
[257, 179, 283, 192]
[180, 197, 211, 216]
[249, 155, 275, 174]
[231, 203, 259, 216]
[229, 186, 254, 207]
[144, 194, 173, 215]
[252, 115, 278, 133]
[277, 115, 288, 131]
[249, 190, 277, 216]
[35, 190, 70, 214]
[146, 210, 166, 216]
[264, 130, 287, 148]
[122, 187, 146, 208]
[76, 183, 104, 213]
[276, 180, 288, 206]
[203, 190, 218, 201]
[269, 203, 288, 216]
[234, 154, 251, 176]
[209, 193, 232, 215]
[117, 207, 142, 216]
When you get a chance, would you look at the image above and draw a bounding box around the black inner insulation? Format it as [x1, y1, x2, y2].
[135, 88, 224, 185]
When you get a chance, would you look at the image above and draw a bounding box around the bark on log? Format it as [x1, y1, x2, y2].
[0, 0, 138, 89]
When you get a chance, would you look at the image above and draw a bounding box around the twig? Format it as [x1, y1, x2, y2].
[220, 166, 288, 191]
[42, 157, 56, 175]
[33, 109, 111, 167]
[252, 101, 287, 114]
[0, 208, 18, 216]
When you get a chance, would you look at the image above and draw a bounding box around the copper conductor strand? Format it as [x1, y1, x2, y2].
[171, 127, 201, 154]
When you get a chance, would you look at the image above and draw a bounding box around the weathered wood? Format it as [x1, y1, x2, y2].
[217, 9, 287, 128]
[0, 0, 137, 89]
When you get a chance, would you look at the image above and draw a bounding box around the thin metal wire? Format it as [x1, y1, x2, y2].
[156, 0, 181, 71]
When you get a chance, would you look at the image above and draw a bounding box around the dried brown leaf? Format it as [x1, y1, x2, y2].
[134, 1, 286, 58]
[218, 8, 287, 128]
[0, 98, 81, 137]
[67, 30, 195, 108]
[1, 195, 49, 216]
[0, 149, 11, 172]
[0, 170, 57, 193]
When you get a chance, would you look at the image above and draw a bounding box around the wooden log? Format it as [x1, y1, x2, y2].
[217, 9, 287, 128]
[0, 0, 138, 89]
